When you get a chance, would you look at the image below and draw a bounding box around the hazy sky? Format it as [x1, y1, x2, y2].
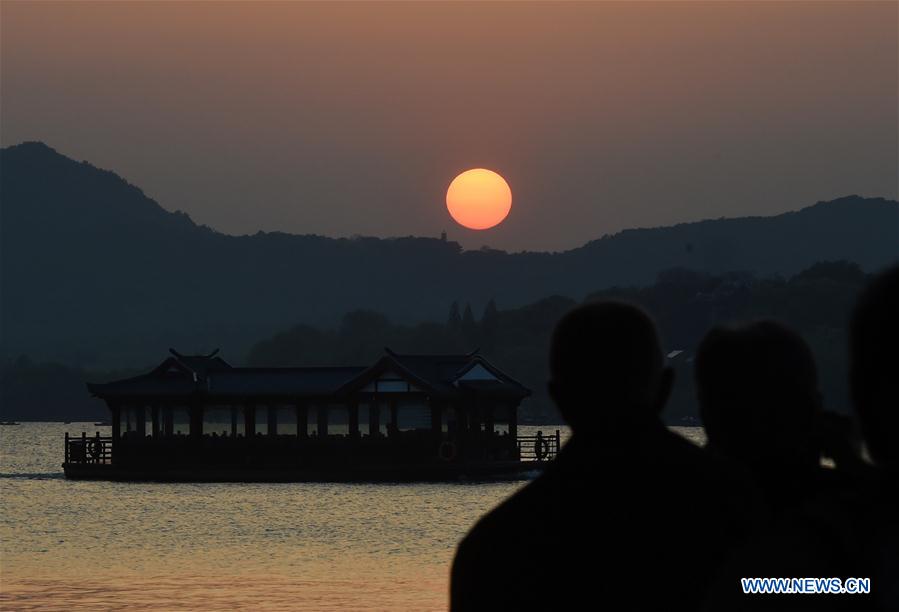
[2, 1, 896, 251]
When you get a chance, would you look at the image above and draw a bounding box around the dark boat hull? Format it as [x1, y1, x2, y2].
[62, 460, 545, 483]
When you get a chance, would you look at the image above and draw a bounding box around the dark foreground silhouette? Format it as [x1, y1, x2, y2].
[452, 268, 899, 611]
[695, 321, 863, 514]
[450, 302, 761, 610]
[845, 266, 899, 609]
[698, 270, 899, 611]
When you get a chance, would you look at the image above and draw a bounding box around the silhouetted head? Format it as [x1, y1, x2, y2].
[695, 321, 821, 470]
[850, 266, 899, 471]
[548, 301, 672, 433]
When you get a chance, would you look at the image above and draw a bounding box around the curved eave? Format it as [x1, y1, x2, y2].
[454, 356, 532, 397]
[336, 355, 444, 397]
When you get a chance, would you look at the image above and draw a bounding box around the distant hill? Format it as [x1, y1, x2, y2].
[1, 260, 873, 422]
[2, 141, 897, 367]
[240, 260, 874, 424]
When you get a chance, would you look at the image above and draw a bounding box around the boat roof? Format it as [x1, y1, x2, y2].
[337, 348, 530, 399]
[87, 348, 530, 401]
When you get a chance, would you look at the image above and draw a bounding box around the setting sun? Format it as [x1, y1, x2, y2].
[446, 168, 512, 230]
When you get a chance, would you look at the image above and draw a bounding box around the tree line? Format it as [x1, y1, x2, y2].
[246, 259, 871, 423]
[0, 260, 879, 422]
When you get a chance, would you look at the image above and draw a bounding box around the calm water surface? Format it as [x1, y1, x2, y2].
[0, 423, 704, 610]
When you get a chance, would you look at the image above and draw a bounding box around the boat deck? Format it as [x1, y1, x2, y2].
[62, 431, 561, 482]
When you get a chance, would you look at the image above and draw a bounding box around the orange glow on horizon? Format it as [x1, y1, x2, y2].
[445, 169, 512, 230]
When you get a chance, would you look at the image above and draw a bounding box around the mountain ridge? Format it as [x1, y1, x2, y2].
[2, 141, 897, 367]
[6, 141, 891, 254]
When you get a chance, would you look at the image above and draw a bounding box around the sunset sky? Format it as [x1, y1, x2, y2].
[1, 1, 896, 251]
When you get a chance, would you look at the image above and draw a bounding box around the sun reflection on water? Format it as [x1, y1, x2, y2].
[1, 423, 703, 609]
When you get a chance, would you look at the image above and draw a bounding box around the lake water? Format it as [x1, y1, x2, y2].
[0, 422, 704, 610]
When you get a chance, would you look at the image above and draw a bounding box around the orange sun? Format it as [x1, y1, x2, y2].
[446, 168, 512, 230]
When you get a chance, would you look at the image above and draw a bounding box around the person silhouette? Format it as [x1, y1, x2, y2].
[846, 266, 899, 609]
[694, 321, 854, 513]
[451, 301, 759, 611]
[701, 277, 899, 611]
[851, 265, 899, 478]
[533, 430, 546, 461]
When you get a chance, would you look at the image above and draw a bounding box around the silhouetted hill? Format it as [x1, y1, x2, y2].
[2, 261, 872, 422]
[2, 141, 897, 367]
[243, 260, 874, 424]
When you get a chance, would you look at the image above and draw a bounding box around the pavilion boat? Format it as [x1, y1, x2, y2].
[63, 348, 560, 482]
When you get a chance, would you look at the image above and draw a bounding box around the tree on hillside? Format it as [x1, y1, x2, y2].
[461, 303, 477, 343]
[447, 302, 462, 333]
[246, 324, 330, 366]
[481, 299, 499, 351]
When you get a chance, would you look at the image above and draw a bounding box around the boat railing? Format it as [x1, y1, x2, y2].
[516, 430, 561, 462]
[65, 432, 113, 465]
[62, 430, 558, 466]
